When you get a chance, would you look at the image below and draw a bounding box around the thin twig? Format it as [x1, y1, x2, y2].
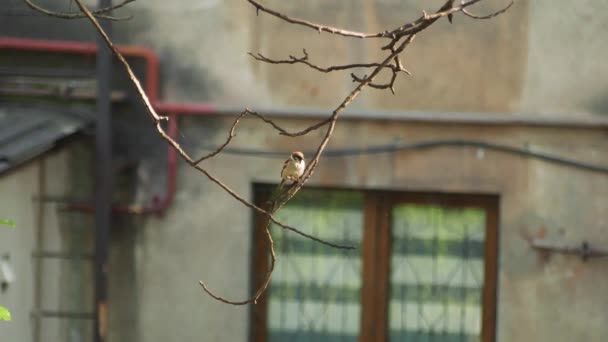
[462, 0, 514, 19]
[194, 111, 247, 164]
[244, 108, 329, 137]
[249, 49, 407, 74]
[389, 0, 483, 37]
[23, 0, 134, 21]
[239, 108, 333, 137]
[200, 217, 276, 305]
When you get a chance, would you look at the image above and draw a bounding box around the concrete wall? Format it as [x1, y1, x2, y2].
[0, 141, 95, 342]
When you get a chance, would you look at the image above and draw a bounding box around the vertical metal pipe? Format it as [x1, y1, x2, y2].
[94, 1, 113, 342]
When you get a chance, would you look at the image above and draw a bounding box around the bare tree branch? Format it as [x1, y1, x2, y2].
[243, 0, 512, 140]
[23, 0, 134, 21]
[27, 0, 514, 305]
[242, 109, 330, 137]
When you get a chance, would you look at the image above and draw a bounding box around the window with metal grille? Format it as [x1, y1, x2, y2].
[251, 187, 498, 342]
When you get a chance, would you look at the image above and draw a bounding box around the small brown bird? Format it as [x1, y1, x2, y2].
[280, 151, 305, 181]
[268, 151, 306, 206]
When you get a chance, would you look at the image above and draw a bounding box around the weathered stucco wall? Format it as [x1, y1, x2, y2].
[520, 0, 608, 115]
[120, 113, 608, 342]
[120, 0, 531, 111]
[2, 0, 607, 114]
[122, 0, 606, 114]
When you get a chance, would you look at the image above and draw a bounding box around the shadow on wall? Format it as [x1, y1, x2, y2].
[157, 47, 217, 102]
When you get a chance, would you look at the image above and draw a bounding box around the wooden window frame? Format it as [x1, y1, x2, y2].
[250, 187, 499, 342]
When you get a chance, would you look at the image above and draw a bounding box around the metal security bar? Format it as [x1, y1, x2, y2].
[389, 205, 486, 342]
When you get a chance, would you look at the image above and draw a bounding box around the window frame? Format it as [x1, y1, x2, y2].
[250, 186, 499, 342]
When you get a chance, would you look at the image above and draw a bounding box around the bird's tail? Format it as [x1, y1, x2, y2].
[266, 179, 286, 211]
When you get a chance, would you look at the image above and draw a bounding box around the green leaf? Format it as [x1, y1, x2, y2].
[0, 306, 11, 321]
[0, 218, 15, 227]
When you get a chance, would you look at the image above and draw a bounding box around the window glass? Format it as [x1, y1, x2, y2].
[267, 190, 364, 342]
[389, 205, 486, 342]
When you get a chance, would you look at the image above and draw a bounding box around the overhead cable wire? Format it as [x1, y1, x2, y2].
[197, 139, 608, 175]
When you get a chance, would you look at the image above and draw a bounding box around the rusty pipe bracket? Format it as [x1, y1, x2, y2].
[531, 239, 608, 262]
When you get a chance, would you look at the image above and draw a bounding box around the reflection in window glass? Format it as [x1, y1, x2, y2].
[267, 190, 364, 342]
[390, 205, 486, 342]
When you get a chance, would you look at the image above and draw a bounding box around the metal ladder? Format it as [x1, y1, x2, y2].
[31, 159, 96, 342]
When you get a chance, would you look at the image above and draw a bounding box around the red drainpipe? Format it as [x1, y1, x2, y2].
[0, 37, 217, 215]
[0, 37, 160, 102]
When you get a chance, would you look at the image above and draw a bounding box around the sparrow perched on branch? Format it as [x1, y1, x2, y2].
[268, 151, 305, 206]
[281, 151, 306, 182]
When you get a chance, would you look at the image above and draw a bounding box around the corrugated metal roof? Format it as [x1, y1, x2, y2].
[0, 103, 93, 173]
